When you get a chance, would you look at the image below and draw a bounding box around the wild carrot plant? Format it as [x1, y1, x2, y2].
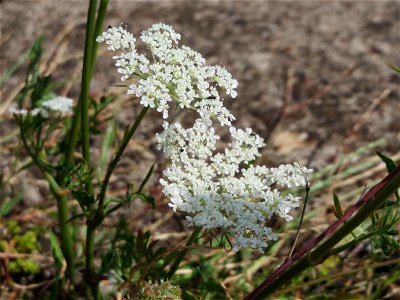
[4, 0, 400, 299]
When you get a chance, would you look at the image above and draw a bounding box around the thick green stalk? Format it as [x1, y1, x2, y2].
[80, 0, 97, 181]
[167, 227, 202, 279]
[96, 107, 149, 214]
[81, 0, 99, 298]
[20, 129, 76, 281]
[245, 166, 400, 299]
[91, 0, 109, 70]
[54, 0, 108, 284]
[86, 225, 101, 299]
[64, 0, 108, 167]
[45, 173, 75, 282]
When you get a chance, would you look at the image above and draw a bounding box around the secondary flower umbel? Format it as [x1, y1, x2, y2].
[9, 96, 74, 118]
[157, 120, 312, 252]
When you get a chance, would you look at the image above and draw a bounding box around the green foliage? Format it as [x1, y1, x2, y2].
[0, 240, 7, 251]
[15, 37, 55, 108]
[317, 256, 340, 276]
[101, 219, 170, 284]
[15, 231, 41, 253]
[1, 223, 42, 277]
[104, 164, 156, 217]
[370, 208, 400, 255]
[369, 152, 400, 255]
[332, 193, 342, 219]
[176, 256, 230, 299]
[0, 192, 24, 217]
[376, 151, 399, 201]
[68, 160, 96, 210]
[387, 64, 400, 74]
[137, 280, 182, 300]
[49, 230, 64, 271]
[6, 220, 21, 235]
[89, 95, 114, 135]
[8, 258, 40, 275]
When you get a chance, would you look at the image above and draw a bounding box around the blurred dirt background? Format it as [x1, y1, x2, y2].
[0, 1, 399, 295]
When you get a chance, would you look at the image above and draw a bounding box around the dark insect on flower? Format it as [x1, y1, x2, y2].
[107, 25, 112, 29]
[207, 96, 216, 100]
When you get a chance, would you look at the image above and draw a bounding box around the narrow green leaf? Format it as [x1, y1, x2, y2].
[0, 192, 24, 217]
[99, 120, 116, 176]
[387, 64, 400, 74]
[370, 212, 376, 225]
[49, 231, 64, 270]
[332, 193, 343, 219]
[376, 151, 400, 201]
[137, 192, 155, 209]
[376, 151, 397, 173]
[138, 163, 155, 193]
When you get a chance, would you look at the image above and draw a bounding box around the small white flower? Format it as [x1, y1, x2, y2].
[41, 96, 74, 116]
[9, 107, 43, 117]
[9, 107, 28, 116]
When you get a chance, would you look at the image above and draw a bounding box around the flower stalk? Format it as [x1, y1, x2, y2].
[47, 0, 109, 287]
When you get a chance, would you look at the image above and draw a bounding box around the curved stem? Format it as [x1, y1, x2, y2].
[20, 130, 75, 282]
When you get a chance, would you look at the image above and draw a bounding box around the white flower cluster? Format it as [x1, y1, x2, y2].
[9, 96, 74, 118]
[157, 121, 312, 252]
[42, 96, 74, 117]
[9, 107, 42, 117]
[99, 24, 312, 252]
[97, 23, 237, 124]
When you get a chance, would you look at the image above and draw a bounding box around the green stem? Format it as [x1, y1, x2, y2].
[96, 107, 149, 214]
[326, 230, 378, 257]
[167, 227, 202, 279]
[44, 173, 75, 282]
[288, 181, 310, 258]
[81, 0, 99, 297]
[244, 166, 400, 299]
[91, 0, 109, 70]
[54, 0, 109, 283]
[20, 130, 76, 281]
[86, 225, 101, 299]
[64, 0, 108, 168]
[80, 0, 97, 186]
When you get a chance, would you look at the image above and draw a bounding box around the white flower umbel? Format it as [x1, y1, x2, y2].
[157, 119, 312, 252]
[97, 23, 237, 124]
[9, 96, 74, 119]
[9, 107, 31, 116]
[41, 96, 74, 116]
[99, 22, 312, 252]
